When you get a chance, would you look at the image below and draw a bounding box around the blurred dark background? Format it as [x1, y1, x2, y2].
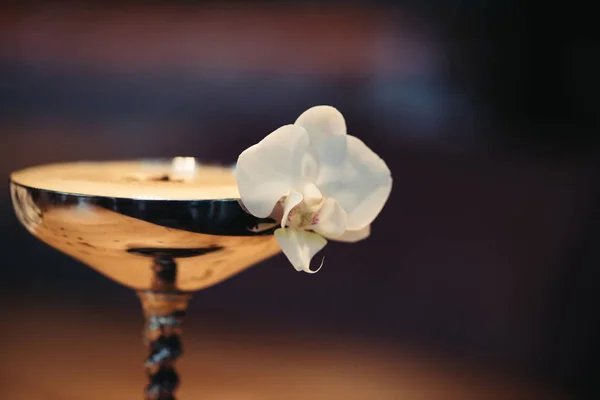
[1, 1, 598, 399]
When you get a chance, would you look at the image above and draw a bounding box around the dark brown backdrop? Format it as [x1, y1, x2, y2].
[1, 2, 598, 399]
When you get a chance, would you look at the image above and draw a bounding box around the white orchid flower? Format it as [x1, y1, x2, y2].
[236, 105, 392, 273]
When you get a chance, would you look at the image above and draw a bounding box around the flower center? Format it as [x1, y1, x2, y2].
[287, 201, 321, 229]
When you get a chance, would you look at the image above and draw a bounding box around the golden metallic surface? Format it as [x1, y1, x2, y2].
[10, 160, 281, 291]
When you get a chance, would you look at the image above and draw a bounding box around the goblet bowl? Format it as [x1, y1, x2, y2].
[10, 159, 281, 400]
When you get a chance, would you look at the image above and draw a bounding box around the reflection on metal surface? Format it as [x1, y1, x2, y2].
[138, 290, 190, 400]
[10, 184, 42, 232]
[9, 182, 281, 291]
[9, 160, 283, 399]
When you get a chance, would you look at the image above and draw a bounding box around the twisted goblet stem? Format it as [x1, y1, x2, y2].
[138, 290, 192, 400]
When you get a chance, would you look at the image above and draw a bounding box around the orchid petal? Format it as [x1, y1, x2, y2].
[313, 198, 348, 239]
[301, 182, 322, 206]
[275, 228, 327, 273]
[301, 151, 319, 182]
[236, 124, 309, 218]
[295, 105, 346, 144]
[313, 135, 348, 165]
[316, 135, 392, 230]
[281, 190, 303, 228]
[332, 225, 371, 243]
